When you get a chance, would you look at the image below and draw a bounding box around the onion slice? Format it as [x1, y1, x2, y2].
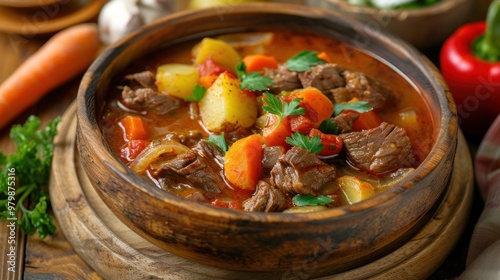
[130, 140, 190, 173]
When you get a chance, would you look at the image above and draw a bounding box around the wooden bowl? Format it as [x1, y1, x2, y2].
[306, 0, 474, 49]
[76, 3, 458, 273]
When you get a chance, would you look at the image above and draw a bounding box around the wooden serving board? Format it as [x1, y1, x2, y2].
[49, 102, 474, 279]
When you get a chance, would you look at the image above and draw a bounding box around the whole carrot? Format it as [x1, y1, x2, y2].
[0, 23, 100, 130]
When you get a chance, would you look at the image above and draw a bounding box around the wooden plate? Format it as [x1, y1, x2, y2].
[0, 0, 106, 35]
[50, 102, 474, 279]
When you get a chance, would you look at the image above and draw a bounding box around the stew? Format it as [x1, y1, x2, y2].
[100, 30, 434, 213]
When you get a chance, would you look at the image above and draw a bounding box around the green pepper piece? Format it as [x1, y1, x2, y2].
[474, 0, 500, 62]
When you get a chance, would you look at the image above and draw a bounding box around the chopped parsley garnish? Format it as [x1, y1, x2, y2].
[262, 92, 305, 122]
[293, 194, 333, 206]
[319, 119, 340, 135]
[236, 62, 275, 91]
[285, 50, 327, 72]
[184, 84, 206, 102]
[334, 101, 373, 116]
[207, 133, 228, 155]
[285, 132, 324, 154]
[0, 115, 60, 238]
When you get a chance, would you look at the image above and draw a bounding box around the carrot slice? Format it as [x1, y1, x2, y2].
[352, 110, 383, 131]
[348, 98, 383, 131]
[120, 116, 150, 141]
[224, 134, 264, 191]
[243, 54, 279, 72]
[317, 51, 332, 63]
[0, 23, 100, 130]
[198, 74, 218, 88]
[262, 114, 292, 148]
[291, 87, 334, 127]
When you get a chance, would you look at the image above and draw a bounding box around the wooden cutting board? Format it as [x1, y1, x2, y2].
[49, 102, 474, 279]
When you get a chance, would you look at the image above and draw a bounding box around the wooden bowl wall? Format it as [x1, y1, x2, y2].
[76, 3, 458, 273]
[306, 0, 474, 50]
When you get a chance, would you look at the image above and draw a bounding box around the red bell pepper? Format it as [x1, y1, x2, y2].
[440, 0, 500, 137]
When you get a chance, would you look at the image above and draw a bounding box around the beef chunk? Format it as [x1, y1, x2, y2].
[343, 70, 390, 109]
[121, 86, 181, 115]
[164, 130, 203, 147]
[124, 70, 157, 89]
[155, 140, 224, 196]
[263, 64, 302, 93]
[331, 87, 352, 104]
[262, 146, 285, 174]
[298, 63, 345, 94]
[340, 122, 415, 174]
[331, 111, 360, 134]
[193, 139, 225, 167]
[270, 147, 337, 195]
[243, 181, 287, 212]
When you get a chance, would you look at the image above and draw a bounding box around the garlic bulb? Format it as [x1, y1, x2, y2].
[98, 0, 175, 45]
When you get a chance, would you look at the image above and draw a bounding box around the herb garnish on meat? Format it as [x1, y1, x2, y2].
[262, 92, 305, 123]
[236, 62, 275, 91]
[285, 132, 324, 154]
[285, 50, 327, 72]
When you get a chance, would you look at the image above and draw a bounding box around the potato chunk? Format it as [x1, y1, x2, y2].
[337, 176, 375, 205]
[198, 72, 258, 132]
[193, 38, 241, 72]
[156, 64, 199, 99]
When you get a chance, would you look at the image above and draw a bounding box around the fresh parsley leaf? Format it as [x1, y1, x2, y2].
[207, 133, 228, 154]
[236, 61, 246, 79]
[236, 62, 275, 91]
[293, 194, 333, 206]
[0, 115, 61, 239]
[319, 119, 339, 135]
[285, 50, 327, 72]
[285, 132, 324, 154]
[334, 101, 373, 116]
[184, 84, 206, 102]
[262, 92, 305, 122]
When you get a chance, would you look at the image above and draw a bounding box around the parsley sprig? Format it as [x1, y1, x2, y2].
[285, 50, 327, 72]
[184, 84, 206, 102]
[285, 132, 324, 154]
[0, 116, 60, 238]
[293, 194, 333, 207]
[236, 62, 275, 91]
[319, 119, 339, 135]
[207, 133, 228, 155]
[334, 101, 373, 116]
[262, 92, 305, 123]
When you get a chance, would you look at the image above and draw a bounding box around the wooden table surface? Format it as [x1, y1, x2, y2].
[0, 2, 492, 279]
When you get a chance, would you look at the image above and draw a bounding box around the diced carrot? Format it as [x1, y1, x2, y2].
[242, 54, 279, 72]
[120, 116, 150, 141]
[198, 74, 218, 88]
[291, 87, 334, 127]
[347, 98, 382, 131]
[262, 114, 292, 148]
[224, 134, 264, 191]
[317, 51, 332, 63]
[0, 23, 100, 130]
[309, 128, 343, 156]
[352, 110, 383, 131]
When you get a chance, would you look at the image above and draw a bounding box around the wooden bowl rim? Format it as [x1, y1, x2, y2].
[323, 0, 472, 17]
[77, 2, 457, 224]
